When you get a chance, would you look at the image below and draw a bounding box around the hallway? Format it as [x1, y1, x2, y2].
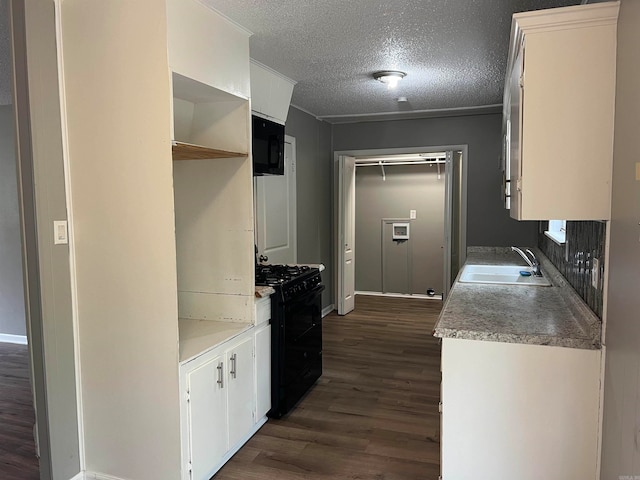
[215, 294, 442, 479]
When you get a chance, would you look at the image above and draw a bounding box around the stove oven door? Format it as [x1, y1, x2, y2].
[281, 284, 324, 413]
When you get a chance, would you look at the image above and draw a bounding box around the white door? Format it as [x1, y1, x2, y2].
[187, 356, 227, 480]
[226, 335, 255, 449]
[338, 155, 356, 315]
[255, 136, 297, 265]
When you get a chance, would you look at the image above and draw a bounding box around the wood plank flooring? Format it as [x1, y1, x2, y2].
[0, 342, 39, 480]
[215, 294, 442, 480]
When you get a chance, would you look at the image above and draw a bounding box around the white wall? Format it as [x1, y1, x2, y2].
[0, 105, 26, 338]
[60, 1, 181, 478]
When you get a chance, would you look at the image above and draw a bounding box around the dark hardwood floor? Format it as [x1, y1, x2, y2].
[0, 342, 39, 480]
[0, 295, 440, 480]
[215, 294, 442, 480]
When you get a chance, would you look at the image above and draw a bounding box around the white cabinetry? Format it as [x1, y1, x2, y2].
[254, 297, 272, 419]
[503, 2, 619, 220]
[179, 296, 273, 480]
[226, 335, 255, 448]
[250, 60, 296, 125]
[168, 1, 260, 479]
[181, 332, 257, 480]
[440, 338, 601, 480]
[185, 352, 227, 480]
[167, 0, 250, 98]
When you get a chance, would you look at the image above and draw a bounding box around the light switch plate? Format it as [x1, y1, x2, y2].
[54, 220, 68, 245]
[410, 210, 417, 219]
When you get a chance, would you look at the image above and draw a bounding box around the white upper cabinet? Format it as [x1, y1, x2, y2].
[503, 2, 619, 220]
[166, 0, 250, 98]
[166, 0, 251, 161]
[250, 60, 296, 125]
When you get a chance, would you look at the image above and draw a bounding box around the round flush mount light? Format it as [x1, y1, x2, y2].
[373, 70, 406, 89]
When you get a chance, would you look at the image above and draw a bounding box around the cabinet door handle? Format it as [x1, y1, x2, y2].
[217, 362, 224, 388]
[230, 353, 237, 379]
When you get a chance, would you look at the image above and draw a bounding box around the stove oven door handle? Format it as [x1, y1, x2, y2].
[283, 284, 325, 306]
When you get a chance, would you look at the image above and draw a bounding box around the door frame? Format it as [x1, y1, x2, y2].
[337, 155, 356, 315]
[10, 1, 52, 477]
[333, 145, 467, 306]
[10, 1, 83, 478]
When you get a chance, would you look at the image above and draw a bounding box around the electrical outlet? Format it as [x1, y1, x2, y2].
[410, 210, 417, 219]
[591, 258, 600, 289]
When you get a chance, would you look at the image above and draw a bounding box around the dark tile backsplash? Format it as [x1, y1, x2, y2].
[538, 221, 606, 319]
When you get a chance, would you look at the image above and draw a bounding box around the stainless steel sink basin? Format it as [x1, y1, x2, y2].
[458, 264, 552, 286]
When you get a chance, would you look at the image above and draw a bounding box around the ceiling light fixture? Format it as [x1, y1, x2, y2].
[373, 70, 406, 89]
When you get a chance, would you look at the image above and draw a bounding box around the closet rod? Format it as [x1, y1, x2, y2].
[356, 159, 446, 167]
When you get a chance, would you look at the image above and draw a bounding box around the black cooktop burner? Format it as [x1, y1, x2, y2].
[256, 264, 313, 286]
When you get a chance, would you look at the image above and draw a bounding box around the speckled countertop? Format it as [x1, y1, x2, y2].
[255, 285, 275, 298]
[433, 247, 601, 350]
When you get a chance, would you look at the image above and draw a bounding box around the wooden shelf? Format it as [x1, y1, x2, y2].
[172, 141, 246, 161]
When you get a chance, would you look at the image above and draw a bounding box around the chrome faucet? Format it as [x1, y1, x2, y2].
[511, 246, 542, 277]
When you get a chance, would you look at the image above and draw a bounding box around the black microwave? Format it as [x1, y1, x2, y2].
[252, 115, 285, 176]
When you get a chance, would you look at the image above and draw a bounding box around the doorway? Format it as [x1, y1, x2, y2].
[0, 1, 39, 478]
[335, 146, 467, 315]
[254, 135, 297, 265]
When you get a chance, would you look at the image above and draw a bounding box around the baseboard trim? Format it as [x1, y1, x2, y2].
[81, 419, 271, 480]
[321, 304, 335, 317]
[0, 333, 28, 345]
[355, 291, 443, 301]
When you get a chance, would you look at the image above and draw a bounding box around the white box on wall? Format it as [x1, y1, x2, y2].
[392, 222, 410, 240]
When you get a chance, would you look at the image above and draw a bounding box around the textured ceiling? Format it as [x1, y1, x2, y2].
[0, 1, 584, 115]
[0, 0, 12, 105]
[203, 0, 581, 121]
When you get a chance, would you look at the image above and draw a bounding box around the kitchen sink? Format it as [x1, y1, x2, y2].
[458, 264, 552, 286]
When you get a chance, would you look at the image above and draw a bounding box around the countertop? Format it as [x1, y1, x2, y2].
[181, 290, 274, 363]
[255, 285, 275, 298]
[433, 247, 601, 350]
[178, 319, 252, 363]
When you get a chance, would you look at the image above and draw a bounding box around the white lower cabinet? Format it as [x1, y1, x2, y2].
[186, 353, 227, 480]
[181, 330, 257, 480]
[226, 335, 255, 448]
[180, 296, 272, 480]
[254, 321, 271, 419]
[441, 338, 601, 480]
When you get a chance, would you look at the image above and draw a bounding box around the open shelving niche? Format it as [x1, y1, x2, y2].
[171, 70, 255, 358]
[171, 71, 249, 161]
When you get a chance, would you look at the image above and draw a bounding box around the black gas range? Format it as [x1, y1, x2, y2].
[255, 264, 324, 418]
